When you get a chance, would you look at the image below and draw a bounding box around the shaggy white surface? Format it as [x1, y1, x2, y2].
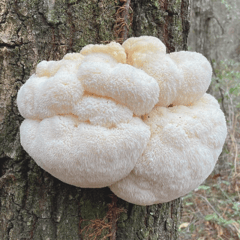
[17, 36, 227, 205]
[110, 94, 227, 205]
[20, 116, 150, 188]
[123, 36, 212, 107]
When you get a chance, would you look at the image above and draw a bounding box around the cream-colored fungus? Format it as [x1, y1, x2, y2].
[110, 94, 227, 205]
[17, 37, 227, 205]
[123, 36, 212, 107]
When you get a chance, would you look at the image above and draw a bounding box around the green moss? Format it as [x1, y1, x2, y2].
[79, 191, 108, 222]
[57, 217, 79, 239]
[151, 0, 160, 8]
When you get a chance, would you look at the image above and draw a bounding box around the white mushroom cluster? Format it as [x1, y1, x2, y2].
[17, 36, 227, 205]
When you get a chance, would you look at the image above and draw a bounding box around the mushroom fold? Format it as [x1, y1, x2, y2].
[20, 116, 150, 188]
[77, 62, 160, 115]
[123, 36, 212, 107]
[17, 36, 227, 206]
[110, 94, 227, 205]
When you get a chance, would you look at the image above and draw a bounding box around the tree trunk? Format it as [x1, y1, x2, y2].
[0, 0, 190, 239]
[188, 0, 240, 62]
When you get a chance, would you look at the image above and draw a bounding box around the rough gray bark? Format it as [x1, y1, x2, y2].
[0, 0, 190, 239]
[188, 0, 240, 62]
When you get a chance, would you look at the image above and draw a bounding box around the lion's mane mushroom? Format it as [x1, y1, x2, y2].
[17, 44, 157, 188]
[110, 94, 227, 205]
[17, 36, 227, 205]
[17, 53, 85, 119]
[78, 42, 160, 116]
[122, 36, 212, 107]
[20, 116, 150, 188]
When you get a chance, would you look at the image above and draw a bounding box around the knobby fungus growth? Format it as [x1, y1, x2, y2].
[17, 36, 227, 206]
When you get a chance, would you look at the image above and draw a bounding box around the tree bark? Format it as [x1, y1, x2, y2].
[188, 0, 240, 62]
[0, 0, 190, 239]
